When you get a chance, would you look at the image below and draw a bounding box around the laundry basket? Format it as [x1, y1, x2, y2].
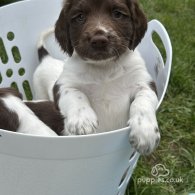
[0, 0, 172, 195]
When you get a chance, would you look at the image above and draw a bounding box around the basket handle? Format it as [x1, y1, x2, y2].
[148, 20, 172, 107]
[148, 19, 172, 70]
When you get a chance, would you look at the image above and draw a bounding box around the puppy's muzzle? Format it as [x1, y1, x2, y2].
[91, 34, 109, 50]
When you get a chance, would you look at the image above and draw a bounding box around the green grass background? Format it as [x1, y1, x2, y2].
[0, 0, 195, 195]
[126, 1, 195, 195]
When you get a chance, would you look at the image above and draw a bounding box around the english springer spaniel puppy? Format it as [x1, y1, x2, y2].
[34, 0, 160, 154]
[0, 88, 63, 136]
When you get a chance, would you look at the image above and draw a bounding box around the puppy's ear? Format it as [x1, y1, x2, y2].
[55, 6, 74, 56]
[127, 0, 147, 50]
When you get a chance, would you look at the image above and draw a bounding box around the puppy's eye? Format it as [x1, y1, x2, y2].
[112, 10, 124, 19]
[74, 13, 86, 23]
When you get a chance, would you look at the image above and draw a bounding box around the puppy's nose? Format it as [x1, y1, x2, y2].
[91, 35, 109, 49]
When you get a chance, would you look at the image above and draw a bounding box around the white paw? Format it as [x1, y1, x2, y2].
[128, 114, 160, 155]
[63, 107, 98, 135]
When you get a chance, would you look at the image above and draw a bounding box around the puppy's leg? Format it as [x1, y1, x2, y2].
[128, 82, 160, 155]
[54, 85, 98, 135]
[2, 95, 57, 136]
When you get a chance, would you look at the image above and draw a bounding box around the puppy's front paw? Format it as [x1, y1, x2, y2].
[63, 107, 98, 135]
[128, 114, 160, 155]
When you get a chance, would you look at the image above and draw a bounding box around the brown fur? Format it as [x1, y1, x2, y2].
[25, 101, 64, 135]
[149, 81, 158, 96]
[0, 88, 64, 135]
[0, 99, 19, 132]
[55, 0, 147, 59]
[0, 88, 21, 131]
[0, 87, 23, 99]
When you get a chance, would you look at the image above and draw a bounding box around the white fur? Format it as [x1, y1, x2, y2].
[33, 48, 160, 154]
[33, 56, 64, 100]
[96, 22, 109, 34]
[2, 96, 57, 136]
[37, 27, 54, 49]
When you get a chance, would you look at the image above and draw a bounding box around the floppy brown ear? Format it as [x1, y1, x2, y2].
[127, 0, 147, 50]
[55, 6, 74, 56]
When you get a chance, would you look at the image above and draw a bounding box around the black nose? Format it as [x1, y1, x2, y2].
[90, 35, 109, 49]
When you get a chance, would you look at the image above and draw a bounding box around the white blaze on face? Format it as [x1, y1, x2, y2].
[95, 20, 110, 34]
[95, 20, 117, 37]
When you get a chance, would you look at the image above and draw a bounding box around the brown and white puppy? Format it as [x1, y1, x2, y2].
[55, 0, 147, 60]
[34, 0, 160, 154]
[0, 88, 63, 136]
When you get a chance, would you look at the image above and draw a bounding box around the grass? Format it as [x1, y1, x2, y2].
[0, 0, 195, 194]
[0, 0, 21, 6]
[126, 0, 195, 195]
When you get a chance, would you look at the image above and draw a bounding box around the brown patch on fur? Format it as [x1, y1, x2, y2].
[149, 81, 158, 96]
[38, 46, 49, 62]
[0, 88, 21, 131]
[0, 87, 23, 99]
[25, 101, 64, 135]
[0, 88, 64, 134]
[0, 99, 19, 131]
[53, 84, 61, 110]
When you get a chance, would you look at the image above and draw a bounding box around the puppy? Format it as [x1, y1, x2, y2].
[33, 28, 64, 101]
[0, 88, 63, 136]
[34, 0, 160, 154]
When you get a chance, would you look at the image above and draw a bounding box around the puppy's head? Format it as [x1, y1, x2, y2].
[55, 0, 147, 61]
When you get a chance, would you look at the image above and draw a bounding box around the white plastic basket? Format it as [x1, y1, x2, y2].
[0, 0, 172, 195]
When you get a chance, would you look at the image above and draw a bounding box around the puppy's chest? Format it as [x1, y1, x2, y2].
[77, 74, 135, 131]
[80, 77, 131, 104]
[76, 65, 136, 100]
